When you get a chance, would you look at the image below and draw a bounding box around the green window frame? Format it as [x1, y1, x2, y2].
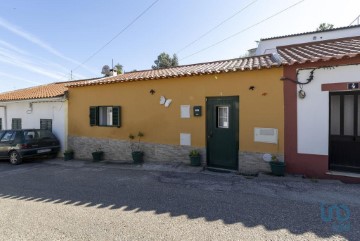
[89, 106, 121, 127]
[11, 118, 22, 130]
[40, 119, 52, 131]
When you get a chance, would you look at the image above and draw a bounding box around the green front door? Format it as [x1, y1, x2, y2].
[206, 96, 239, 170]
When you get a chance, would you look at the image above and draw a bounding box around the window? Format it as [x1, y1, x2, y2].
[24, 131, 37, 140]
[1, 131, 15, 142]
[89, 106, 121, 127]
[12, 118, 22, 130]
[40, 119, 52, 131]
[217, 106, 229, 128]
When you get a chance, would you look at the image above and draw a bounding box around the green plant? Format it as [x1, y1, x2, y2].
[63, 149, 74, 161]
[129, 132, 144, 152]
[271, 155, 279, 162]
[189, 149, 200, 157]
[64, 149, 74, 154]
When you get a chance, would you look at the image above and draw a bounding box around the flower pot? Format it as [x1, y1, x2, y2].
[269, 161, 286, 176]
[132, 151, 144, 164]
[92, 151, 104, 161]
[190, 155, 201, 166]
[64, 152, 74, 161]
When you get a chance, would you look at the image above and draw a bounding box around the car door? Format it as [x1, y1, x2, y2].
[0, 131, 15, 158]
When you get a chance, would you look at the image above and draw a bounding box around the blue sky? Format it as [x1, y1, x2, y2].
[0, 0, 359, 92]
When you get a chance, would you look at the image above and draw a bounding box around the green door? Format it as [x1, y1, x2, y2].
[206, 96, 239, 170]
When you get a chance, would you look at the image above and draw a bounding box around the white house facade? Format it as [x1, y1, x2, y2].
[0, 80, 96, 157]
[280, 36, 360, 182]
[0, 97, 67, 155]
[255, 25, 360, 55]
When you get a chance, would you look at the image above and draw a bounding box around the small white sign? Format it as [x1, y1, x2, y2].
[180, 133, 191, 146]
[180, 105, 190, 118]
[254, 127, 278, 144]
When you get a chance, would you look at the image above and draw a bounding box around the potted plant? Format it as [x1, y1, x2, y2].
[92, 147, 104, 162]
[63, 149, 74, 161]
[269, 155, 286, 176]
[129, 132, 144, 164]
[189, 149, 201, 166]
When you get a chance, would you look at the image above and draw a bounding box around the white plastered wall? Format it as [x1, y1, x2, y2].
[297, 64, 360, 155]
[256, 27, 360, 55]
[0, 99, 67, 155]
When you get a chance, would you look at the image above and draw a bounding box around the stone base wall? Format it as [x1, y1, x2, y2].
[239, 152, 270, 174]
[68, 136, 281, 173]
[68, 136, 206, 165]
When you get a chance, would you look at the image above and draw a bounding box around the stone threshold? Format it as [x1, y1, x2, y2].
[326, 171, 360, 178]
[206, 167, 238, 174]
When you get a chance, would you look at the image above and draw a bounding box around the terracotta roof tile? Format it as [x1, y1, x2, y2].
[277, 36, 360, 65]
[68, 55, 281, 88]
[0, 78, 99, 101]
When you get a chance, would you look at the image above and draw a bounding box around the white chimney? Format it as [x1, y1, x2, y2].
[110, 68, 117, 77]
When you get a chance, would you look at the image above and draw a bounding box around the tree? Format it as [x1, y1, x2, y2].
[316, 23, 334, 31]
[114, 63, 123, 74]
[152, 52, 179, 69]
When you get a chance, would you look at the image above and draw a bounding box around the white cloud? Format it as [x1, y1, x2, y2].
[0, 49, 68, 80]
[0, 42, 88, 81]
[0, 16, 97, 75]
[0, 72, 41, 85]
[0, 39, 29, 55]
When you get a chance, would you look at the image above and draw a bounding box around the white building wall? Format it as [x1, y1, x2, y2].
[0, 99, 67, 155]
[256, 26, 360, 55]
[297, 65, 360, 155]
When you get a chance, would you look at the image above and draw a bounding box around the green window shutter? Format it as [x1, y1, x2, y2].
[112, 106, 121, 127]
[89, 106, 98, 126]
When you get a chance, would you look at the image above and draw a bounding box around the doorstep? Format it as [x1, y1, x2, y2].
[326, 170, 360, 178]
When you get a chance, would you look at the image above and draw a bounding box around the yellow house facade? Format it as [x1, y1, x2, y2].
[67, 56, 284, 173]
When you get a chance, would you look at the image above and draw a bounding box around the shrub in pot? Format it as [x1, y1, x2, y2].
[92, 147, 104, 162]
[63, 149, 74, 161]
[129, 132, 144, 164]
[189, 149, 201, 166]
[269, 155, 286, 176]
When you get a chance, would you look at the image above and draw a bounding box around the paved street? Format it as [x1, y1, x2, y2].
[0, 159, 358, 241]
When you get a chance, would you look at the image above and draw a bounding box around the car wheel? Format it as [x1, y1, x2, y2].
[9, 151, 22, 165]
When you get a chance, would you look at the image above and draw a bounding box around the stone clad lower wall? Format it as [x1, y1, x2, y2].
[68, 136, 279, 173]
[68, 136, 206, 164]
[238, 152, 274, 174]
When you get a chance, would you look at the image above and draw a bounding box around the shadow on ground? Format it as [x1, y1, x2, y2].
[0, 160, 357, 240]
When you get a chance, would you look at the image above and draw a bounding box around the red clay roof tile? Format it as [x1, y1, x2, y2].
[277, 36, 360, 65]
[0, 78, 99, 101]
[67, 55, 280, 88]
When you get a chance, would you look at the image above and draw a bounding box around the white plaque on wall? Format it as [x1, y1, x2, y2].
[180, 133, 191, 146]
[180, 105, 190, 118]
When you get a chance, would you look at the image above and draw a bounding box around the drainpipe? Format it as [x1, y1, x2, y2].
[0, 106, 7, 130]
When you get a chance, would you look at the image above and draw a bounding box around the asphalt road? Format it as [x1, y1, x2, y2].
[0, 159, 358, 241]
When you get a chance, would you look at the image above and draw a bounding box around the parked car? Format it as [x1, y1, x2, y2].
[0, 129, 60, 165]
